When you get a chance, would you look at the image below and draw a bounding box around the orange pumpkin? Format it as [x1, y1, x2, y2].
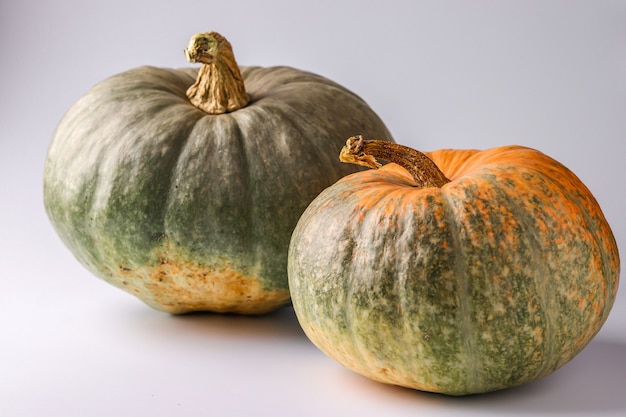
[288, 136, 620, 395]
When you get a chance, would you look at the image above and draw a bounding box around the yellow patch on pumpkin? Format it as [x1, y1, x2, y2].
[106, 252, 289, 315]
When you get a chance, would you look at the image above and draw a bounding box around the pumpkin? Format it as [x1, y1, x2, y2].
[288, 136, 620, 395]
[43, 33, 393, 314]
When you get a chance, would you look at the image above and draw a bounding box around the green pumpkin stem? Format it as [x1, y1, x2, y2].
[184, 31, 250, 114]
[340, 135, 451, 188]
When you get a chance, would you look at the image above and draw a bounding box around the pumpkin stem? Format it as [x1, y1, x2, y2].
[184, 31, 250, 114]
[340, 135, 451, 188]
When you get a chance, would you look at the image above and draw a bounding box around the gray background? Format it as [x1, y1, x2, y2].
[1, 1, 624, 416]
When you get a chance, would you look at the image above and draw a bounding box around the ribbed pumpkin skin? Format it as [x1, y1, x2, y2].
[288, 145, 619, 395]
[44, 65, 392, 314]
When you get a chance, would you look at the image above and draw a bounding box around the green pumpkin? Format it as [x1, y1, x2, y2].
[43, 33, 393, 314]
[288, 137, 619, 395]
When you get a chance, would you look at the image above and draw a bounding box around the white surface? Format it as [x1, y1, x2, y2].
[2, 1, 625, 416]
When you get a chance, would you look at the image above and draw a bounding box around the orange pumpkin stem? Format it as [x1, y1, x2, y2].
[184, 31, 250, 114]
[340, 135, 451, 188]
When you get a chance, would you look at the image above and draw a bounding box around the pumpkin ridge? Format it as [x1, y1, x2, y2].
[166, 113, 254, 264]
[228, 111, 264, 281]
[521, 161, 618, 343]
[343, 187, 399, 372]
[227, 105, 304, 288]
[434, 172, 559, 392]
[499, 150, 619, 323]
[161, 108, 220, 243]
[95, 66, 193, 103]
[124, 103, 200, 229]
[426, 149, 482, 181]
[440, 188, 477, 393]
[342, 235, 371, 375]
[243, 65, 365, 102]
[338, 184, 410, 379]
[88, 92, 203, 266]
[393, 195, 417, 382]
[391, 191, 452, 390]
[477, 170, 556, 383]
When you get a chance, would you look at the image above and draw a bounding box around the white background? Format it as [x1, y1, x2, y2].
[1, 1, 625, 416]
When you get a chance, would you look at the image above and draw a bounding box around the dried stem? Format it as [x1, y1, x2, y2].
[184, 32, 249, 114]
[340, 135, 451, 188]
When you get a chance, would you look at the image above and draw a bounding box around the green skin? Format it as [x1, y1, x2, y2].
[288, 146, 619, 395]
[44, 65, 393, 314]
